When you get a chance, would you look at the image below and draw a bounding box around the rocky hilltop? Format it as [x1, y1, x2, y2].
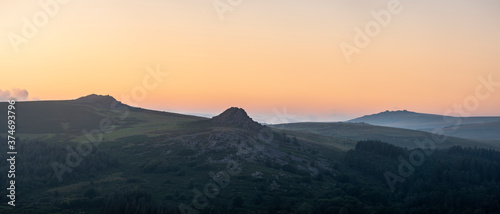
[74, 94, 125, 108]
[211, 107, 263, 131]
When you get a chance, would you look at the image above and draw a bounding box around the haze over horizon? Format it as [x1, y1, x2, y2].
[2, 0, 500, 121]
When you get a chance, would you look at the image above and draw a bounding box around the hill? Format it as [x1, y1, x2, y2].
[211, 107, 263, 131]
[348, 110, 500, 141]
[0, 96, 351, 213]
[270, 122, 499, 150]
[0, 94, 206, 142]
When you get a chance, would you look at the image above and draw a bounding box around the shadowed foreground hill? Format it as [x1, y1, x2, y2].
[0, 98, 350, 213]
[1, 96, 500, 213]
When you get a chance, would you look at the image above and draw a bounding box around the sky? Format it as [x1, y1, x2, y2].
[1, 0, 500, 123]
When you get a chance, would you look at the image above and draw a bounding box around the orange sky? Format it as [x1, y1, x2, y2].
[1, 0, 500, 122]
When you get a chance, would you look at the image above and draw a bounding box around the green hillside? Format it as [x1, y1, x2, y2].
[0, 95, 206, 142]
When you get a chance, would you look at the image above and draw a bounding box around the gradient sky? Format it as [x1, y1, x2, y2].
[1, 0, 500, 122]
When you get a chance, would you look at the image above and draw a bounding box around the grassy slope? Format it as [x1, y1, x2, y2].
[0, 100, 207, 142]
[269, 127, 356, 151]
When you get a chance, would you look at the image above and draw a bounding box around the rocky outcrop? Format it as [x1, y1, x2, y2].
[74, 94, 125, 108]
[211, 107, 263, 131]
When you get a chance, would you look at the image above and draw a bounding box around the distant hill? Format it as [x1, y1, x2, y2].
[347, 110, 500, 141]
[271, 122, 499, 150]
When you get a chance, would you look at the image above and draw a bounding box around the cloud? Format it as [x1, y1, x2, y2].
[0, 88, 30, 101]
[0, 90, 10, 100]
[11, 88, 29, 100]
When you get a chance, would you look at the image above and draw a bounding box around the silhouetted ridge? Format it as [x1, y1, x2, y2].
[74, 94, 125, 108]
[211, 107, 262, 131]
[360, 110, 416, 118]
